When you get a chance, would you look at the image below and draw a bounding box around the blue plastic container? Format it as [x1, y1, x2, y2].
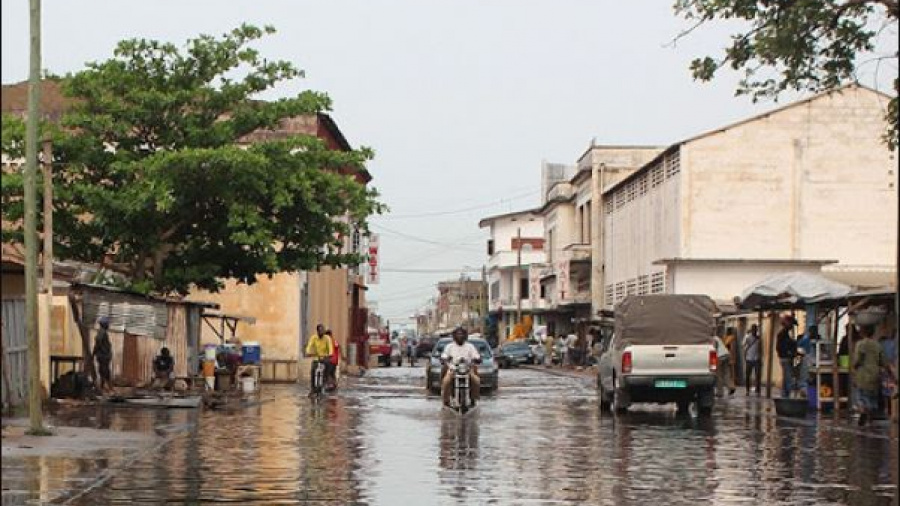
[242, 342, 261, 364]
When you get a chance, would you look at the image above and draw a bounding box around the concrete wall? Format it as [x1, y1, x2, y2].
[681, 86, 897, 272]
[669, 262, 823, 301]
[489, 213, 544, 258]
[545, 203, 577, 264]
[603, 171, 681, 307]
[191, 272, 301, 362]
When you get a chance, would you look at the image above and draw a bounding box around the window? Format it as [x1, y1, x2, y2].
[584, 202, 591, 242]
[487, 239, 494, 256]
[605, 199, 614, 216]
[519, 277, 529, 300]
[638, 275, 650, 295]
[665, 151, 681, 178]
[540, 284, 547, 299]
[605, 284, 614, 304]
[651, 272, 665, 293]
[650, 162, 664, 188]
[490, 281, 500, 301]
[626, 278, 637, 296]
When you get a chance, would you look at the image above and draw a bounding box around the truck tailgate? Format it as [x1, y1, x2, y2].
[629, 344, 712, 376]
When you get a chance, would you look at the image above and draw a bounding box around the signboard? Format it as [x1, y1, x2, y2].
[529, 264, 541, 306]
[556, 260, 570, 302]
[367, 234, 380, 285]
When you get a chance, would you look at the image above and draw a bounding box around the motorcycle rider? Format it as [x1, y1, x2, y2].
[305, 324, 333, 397]
[440, 326, 481, 408]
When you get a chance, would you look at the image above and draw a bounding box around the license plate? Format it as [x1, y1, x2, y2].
[654, 379, 687, 389]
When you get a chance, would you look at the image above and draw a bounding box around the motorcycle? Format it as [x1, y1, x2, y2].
[444, 356, 477, 414]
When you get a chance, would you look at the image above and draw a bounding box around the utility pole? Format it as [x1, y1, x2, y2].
[481, 265, 487, 334]
[516, 227, 522, 327]
[461, 272, 469, 330]
[25, 0, 46, 434]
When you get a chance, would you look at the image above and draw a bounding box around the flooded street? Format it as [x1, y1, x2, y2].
[3, 366, 897, 505]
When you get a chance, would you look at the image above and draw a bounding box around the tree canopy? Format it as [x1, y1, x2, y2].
[1, 24, 384, 295]
[674, 0, 898, 149]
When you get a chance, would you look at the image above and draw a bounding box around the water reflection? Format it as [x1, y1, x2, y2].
[1, 368, 895, 506]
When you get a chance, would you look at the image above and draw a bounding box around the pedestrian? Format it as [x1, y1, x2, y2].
[743, 324, 762, 396]
[544, 335, 555, 367]
[565, 333, 577, 367]
[776, 315, 798, 398]
[853, 325, 892, 426]
[556, 336, 567, 367]
[715, 334, 736, 397]
[92, 316, 113, 393]
[407, 336, 416, 367]
[325, 329, 339, 389]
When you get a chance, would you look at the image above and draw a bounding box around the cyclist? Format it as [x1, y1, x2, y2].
[305, 324, 333, 397]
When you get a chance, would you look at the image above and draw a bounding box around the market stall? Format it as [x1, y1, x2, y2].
[739, 272, 852, 418]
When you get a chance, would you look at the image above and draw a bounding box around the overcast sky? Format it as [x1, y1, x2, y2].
[3, 1, 895, 326]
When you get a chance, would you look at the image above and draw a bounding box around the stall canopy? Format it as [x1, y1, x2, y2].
[740, 272, 852, 310]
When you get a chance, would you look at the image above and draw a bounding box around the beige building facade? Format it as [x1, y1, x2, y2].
[602, 85, 897, 308]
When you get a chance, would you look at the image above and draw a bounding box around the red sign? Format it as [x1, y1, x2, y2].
[367, 234, 380, 285]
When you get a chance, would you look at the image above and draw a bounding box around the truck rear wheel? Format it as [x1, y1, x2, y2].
[612, 376, 629, 414]
[696, 388, 715, 417]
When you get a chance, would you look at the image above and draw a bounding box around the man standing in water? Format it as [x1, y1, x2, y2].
[92, 316, 113, 393]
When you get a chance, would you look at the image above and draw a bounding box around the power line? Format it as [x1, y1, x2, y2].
[371, 223, 483, 251]
[381, 267, 482, 273]
[378, 189, 540, 219]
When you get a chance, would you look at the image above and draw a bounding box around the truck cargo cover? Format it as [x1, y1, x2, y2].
[614, 295, 716, 348]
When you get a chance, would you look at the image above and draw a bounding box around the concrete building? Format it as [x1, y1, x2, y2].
[479, 209, 546, 341]
[538, 146, 662, 334]
[601, 85, 897, 308]
[191, 114, 373, 380]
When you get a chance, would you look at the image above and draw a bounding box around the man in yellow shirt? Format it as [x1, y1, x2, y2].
[306, 324, 333, 395]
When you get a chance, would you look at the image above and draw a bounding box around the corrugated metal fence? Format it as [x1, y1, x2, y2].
[1, 298, 27, 408]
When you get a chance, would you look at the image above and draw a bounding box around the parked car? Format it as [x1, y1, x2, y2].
[415, 336, 438, 358]
[496, 341, 535, 368]
[426, 337, 498, 394]
[597, 295, 718, 415]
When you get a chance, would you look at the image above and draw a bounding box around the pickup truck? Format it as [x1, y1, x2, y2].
[597, 294, 718, 416]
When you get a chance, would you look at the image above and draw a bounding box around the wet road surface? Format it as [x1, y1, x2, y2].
[2, 365, 897, 505]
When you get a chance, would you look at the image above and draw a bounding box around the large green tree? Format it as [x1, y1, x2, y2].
[674, 0, 898, 149]
[2, 24, 383, 295]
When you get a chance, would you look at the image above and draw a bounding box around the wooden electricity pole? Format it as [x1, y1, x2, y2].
[25, 0, 46, 433]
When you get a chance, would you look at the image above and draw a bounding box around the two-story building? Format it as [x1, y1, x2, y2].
[479, 209, 545, 341]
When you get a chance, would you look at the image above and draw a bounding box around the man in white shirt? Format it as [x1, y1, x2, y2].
[441, 327, 482, 407]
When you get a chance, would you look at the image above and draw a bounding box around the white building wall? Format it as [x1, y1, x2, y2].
[603, 163, 681, 307]
[681, 86, 897, 271]
[669, 262, 823, 301]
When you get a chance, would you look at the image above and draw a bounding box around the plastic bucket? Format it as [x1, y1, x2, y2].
[202, 361, 216, 377]
[204, 344, 217, 361]
[241, 376, 256, 393]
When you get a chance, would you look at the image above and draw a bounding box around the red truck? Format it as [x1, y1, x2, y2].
[368, 328, 392, 367]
